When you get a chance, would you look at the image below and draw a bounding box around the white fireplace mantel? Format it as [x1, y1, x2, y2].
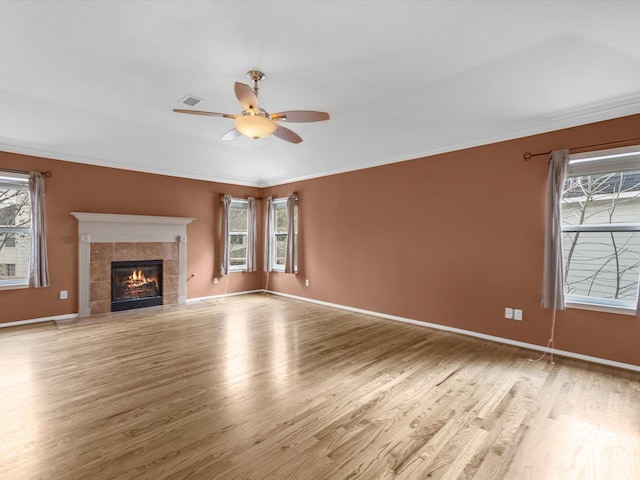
[71, 212, 195, 317]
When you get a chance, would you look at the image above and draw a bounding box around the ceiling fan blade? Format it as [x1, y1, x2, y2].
[274, 125, 303, 144]
[221, 128, 242, 141]
[173, 109, 237, 119]
[271, 110, 330, 123]
[234, 82, 259, 111]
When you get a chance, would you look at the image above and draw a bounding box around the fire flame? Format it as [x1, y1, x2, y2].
[127, 270, 156, 287]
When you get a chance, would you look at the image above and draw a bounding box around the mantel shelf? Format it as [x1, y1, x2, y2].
[71, 212, 195, 225]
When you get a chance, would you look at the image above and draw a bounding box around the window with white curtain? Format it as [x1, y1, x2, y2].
[228, 199, 249, 270]
[0, 172, 31, 288]
[561, 146, 640, 310]
[271, 197, 297, 272]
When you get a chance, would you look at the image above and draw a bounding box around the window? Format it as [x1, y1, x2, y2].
[561, 146, 640, 310]
[0, 172, 31, 287]
[270, 197, 297, 272]
[0, 263, 16, 277]
[228, 199, 248, 270]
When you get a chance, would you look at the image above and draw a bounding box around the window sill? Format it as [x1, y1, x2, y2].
[228, 267, 251, 273]
[270, 268, 285, 273]
[0, 283, 29, 291]
[565, 300, 636, 316]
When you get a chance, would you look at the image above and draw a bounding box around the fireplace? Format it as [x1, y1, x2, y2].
[111, 260, 163, 312]
[72, 212, 194, 317]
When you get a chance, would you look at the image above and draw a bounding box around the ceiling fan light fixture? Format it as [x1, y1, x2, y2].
[234, 114, 277, 139]
[174, 69, 328, 144]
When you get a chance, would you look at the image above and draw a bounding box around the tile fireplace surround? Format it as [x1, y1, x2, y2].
[71, 213, 195, 317]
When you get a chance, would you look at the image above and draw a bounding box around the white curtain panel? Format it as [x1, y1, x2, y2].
[264, 196, 274, 272]
[541, 150, 570, 310]
[247, 197, 257, 272]
[284, 193, 298, 274]
[28, 172, 49, 288]
[219, 194, 232, 276]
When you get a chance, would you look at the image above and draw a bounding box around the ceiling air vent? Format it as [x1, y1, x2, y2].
[180, 94, 204, 107]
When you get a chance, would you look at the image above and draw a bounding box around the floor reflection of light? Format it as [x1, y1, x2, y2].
[0, 359, 38, 474]
[548, 415, 640, 477]
[225, 317, 249, 387]
[271, 320, 289, 387]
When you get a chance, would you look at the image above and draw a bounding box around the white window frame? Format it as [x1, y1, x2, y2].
[0, 172, 30, 289]
[228, 198, 248, 272]
[562, 145, 640, 315]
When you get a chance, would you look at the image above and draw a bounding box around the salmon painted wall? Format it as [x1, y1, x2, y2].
[264, 113, 640, 367]
[3, 114, 640, 367]
[0, 152, 262, 324]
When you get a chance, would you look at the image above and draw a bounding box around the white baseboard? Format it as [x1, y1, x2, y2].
[265, 290, 640, 373]
[1, 289, 265, 328]
[187, 289, 265, 303]
[0, 313, 79, 328]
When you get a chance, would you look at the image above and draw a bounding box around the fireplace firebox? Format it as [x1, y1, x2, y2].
[111, 260, 163, 312]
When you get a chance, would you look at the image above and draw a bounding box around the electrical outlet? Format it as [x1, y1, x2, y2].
[59, 290, 68, 300]
[505, 307, 513, 319]
[305, 279, 310, 287]
[213, 278, 219, 285]
[514, 309, 523, 321]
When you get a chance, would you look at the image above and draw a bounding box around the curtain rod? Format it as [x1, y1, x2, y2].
[523, 136, 640, 161]
[1, 167, 52, 177]
[219, 191, 297, 200]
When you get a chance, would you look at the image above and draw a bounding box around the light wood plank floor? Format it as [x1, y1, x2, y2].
[1, 294, 639, 479]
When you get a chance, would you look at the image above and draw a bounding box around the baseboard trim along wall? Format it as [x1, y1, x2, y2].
[0, 289, 265, 329]
[0, 313, 79, 328]
[265, 290, 640, 374]
[186, 289, 265, 303]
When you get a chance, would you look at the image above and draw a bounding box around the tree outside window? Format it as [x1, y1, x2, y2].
[561, 169, 640, 306]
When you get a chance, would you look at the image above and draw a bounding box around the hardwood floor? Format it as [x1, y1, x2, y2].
[1, 294, 639, 479]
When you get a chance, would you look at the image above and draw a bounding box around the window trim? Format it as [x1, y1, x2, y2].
[565, 298, 636, 316]
[562, 145, 640, 313]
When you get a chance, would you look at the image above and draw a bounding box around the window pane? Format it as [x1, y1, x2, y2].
[271, 199, 297, 270]
[229, 234, 247, 266]
[0, 189, 31, 228]
[229, 205, 248, 232]
[0, 232, 30, 282]
[275, 233, 287, 266]
[562, 231, 640, 300]
[562, 171, 640, 226]
[275, 208, 288, 232]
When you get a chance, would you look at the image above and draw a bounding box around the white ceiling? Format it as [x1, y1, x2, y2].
[1, 1, 640, 187]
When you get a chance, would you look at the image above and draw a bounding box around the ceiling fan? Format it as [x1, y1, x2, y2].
[173, 70, 330, 144]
